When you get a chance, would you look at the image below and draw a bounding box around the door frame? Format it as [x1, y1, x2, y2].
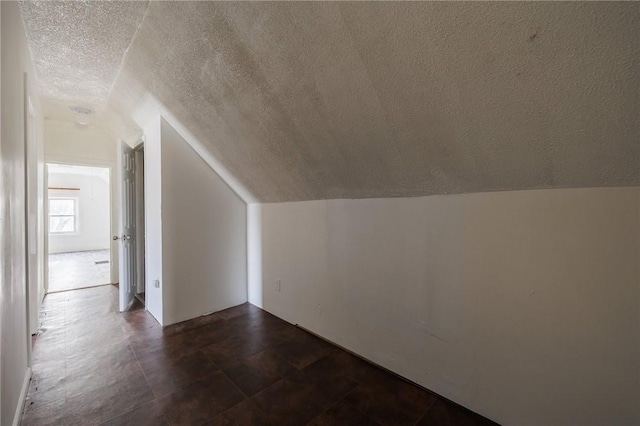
[24, 78, 40, 363]
[133, 142, 146, 300]
[44, 158, 118, 289]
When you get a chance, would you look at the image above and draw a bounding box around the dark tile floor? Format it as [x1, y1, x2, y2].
[22, 285, 497, 426]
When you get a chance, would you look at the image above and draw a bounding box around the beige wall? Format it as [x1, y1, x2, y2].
[249, 187, 640, 425]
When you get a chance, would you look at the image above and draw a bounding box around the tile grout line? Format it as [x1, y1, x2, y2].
[303, 397, 345, 425]
[338, 384, 375, 421]
[213, 311, 271, 419]
[99, 306, 235, 424]
[212, 310, 302, 426]
[95, 299, 157, 425]
[239, 375, 290, 425]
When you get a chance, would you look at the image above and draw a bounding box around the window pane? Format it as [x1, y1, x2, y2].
[50, 199, 75, 215]
[50, 216, 75, 233]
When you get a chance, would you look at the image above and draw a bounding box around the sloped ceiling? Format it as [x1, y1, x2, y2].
[20, 0, 148, 106]
[21, 1, 639, 202]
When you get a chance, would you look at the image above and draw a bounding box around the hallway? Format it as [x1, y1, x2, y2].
[22, 286, 494, 425]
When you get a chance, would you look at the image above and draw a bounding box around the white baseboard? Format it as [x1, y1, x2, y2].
[12, 367, 32, 426]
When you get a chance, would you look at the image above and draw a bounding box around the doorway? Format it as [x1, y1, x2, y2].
[46, 163, 113, 292]
[116, 141, 146, 311]
[134, 144, 146, 305]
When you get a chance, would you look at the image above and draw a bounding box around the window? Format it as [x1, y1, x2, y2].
[49, 198, 77, 233]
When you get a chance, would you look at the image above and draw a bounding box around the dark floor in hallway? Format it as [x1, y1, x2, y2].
[22, 285, 496, 426]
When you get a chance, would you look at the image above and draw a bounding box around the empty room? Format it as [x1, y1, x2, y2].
[47, 163, 112, 293]
[1, 1, 638, 426]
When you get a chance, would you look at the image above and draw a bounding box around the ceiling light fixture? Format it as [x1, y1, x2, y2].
[69, 106, 93, 126]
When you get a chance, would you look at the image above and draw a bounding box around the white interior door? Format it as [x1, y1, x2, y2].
[118, 142, 136, 311]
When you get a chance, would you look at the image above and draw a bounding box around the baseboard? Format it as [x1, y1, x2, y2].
[12, 367, 32, 426]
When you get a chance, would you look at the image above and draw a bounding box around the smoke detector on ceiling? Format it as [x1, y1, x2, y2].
[69, 106, 93, 126]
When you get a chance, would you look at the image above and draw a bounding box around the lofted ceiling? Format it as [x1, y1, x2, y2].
[20, 1, 639, 202]
[20, 0, 148, 106]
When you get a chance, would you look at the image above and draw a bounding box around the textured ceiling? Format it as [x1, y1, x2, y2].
[22, 1, 640, 202]
[19, 0, 148, 106]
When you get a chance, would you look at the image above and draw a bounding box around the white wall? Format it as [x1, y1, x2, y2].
[44, 120, 116, 165]
[44, 121, 119, 285]
[48, 171, 110, 254]
[143, 117, 163, 324]
[25, 58, 46, 342]
[1, 2, 43, 424]
[249, 187, 640, 426]
[160, 118, 247, 325]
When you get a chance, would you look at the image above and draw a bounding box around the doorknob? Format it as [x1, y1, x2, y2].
[113, 235, 132, 241]
[112, 235, 120, 241]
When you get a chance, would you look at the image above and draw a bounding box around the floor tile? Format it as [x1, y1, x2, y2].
[27, 359, 67, 405]
[415, 399, 494, 426]
[24, 285, 494, 426]
[254, 321, 308, 348]
[186, 322, 238, 348]
[216, 302, 262, 321]
[201, 333, 265, 369]
[250, 371, 334, 426]
[118, 309, 163, 337]
[207, 399, 272, 425]
[271, 333, 336, 369]
[65, 369, 155, 424]
[306, 400, 380, 425]
[302, 354, 360, 399]
[21, 399, 84, 426]
[312, 350, 380, 384]
[98, 400, 170, 426]
[65, 355, 142, 399]
[172, 312, 223, 334]
[155, 371, 246, 425]
[223, 350, 296, 396]
[344, 372, 437, 425]
[129, 329, 198, 360]
[139, 349, 218, 397]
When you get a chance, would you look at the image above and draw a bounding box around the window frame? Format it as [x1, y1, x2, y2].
[48, 197, 79, 235]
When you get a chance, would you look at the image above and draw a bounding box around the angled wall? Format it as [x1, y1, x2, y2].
[143, 117, 248, 326]
[143, 117, 163, 324]
[160, 118, 247, 325]
[249, 186, 640, 425]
